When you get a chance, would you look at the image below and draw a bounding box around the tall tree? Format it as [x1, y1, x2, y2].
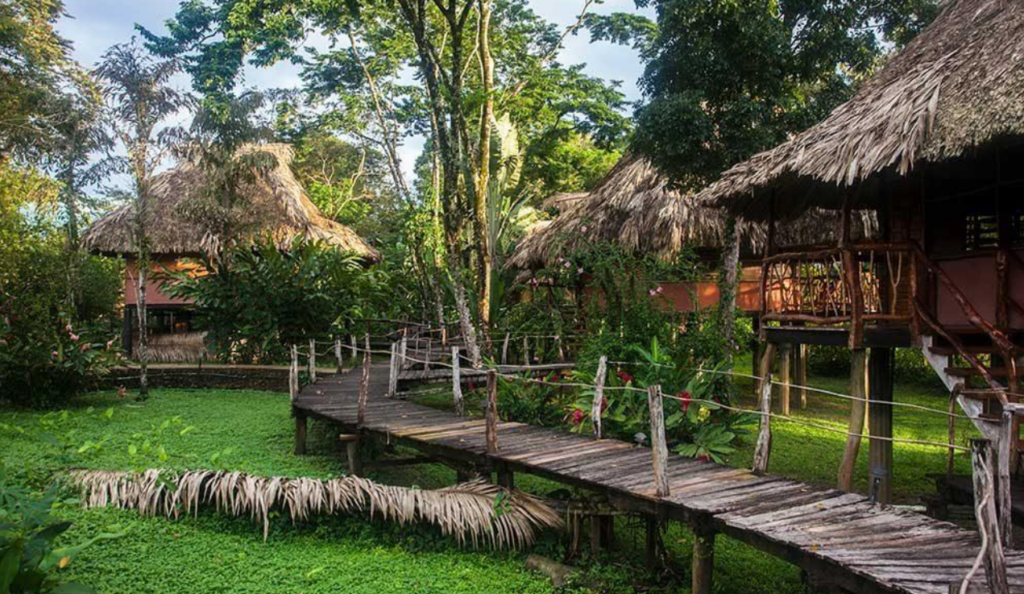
[95, 40, 191, 399]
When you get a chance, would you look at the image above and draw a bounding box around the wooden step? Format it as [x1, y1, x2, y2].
[944, 366, 1009, 378]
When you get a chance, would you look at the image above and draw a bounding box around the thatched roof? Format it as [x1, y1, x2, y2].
[83, 144, 380, 261]
[509, 154, 880, 271]
[541, 192, 588, 212]
[508, 154, 737, 270]
[698, 0, 1024, 220]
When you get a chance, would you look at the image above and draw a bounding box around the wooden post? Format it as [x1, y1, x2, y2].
[497, 461, 514, 489]
[358, 339, 370, 427]
[346, 439, 362, 476]
[424, 336, 431, 371]
[502, 332, 510, 365]
[753, 373, 773, 475]
[387, 342, 398, 398]
[997, 409, 1014, 549]
[795, 344, 808, 409]
[868, 348, 894, 506]
[778, 343, 792, 415]
[399, 333, 408, 370]
[841, 193, 865, 349]
[523, 336, 530, 366]
[485, 370, 499, 453]
[557, 334, 566, 362]
[968, 439, 1009, 594]
[452, 346, 464, 417]
[592, 356, 607, 439]
[308, 338, 316, 383]
[691, 523, 716, 594]
[947, 384, 961, 477]
[349, 334, 357, 365]
[294, 413, 307, 455]
[334, 338, 343, 373]
[290, 344, 299, 401]
[647, 385, 670, 498]
[838, 349, 868, 491]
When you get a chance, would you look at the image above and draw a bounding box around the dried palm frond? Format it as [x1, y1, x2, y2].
[66, 469, 562, 549]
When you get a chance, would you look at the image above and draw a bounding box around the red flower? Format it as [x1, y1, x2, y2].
[572, 409, 584, 425]
[678, 390, 691, 413]
[697, 454, 710, 463]
[600, 397, 608, 412]
[616, 370, 633, 384]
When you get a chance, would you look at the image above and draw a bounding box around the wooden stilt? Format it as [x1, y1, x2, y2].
[340, 435, 362, 476]
[795, 344, 808, 409]
[645, 517, 660, 569]
[778, 343, 792, 415]
[691, 523, 716, 594]
[868, 347, 894, 505]
[294, 413, 307, 456]
[838, 349, 868, 491]
[497, 462, 514, 489]
[968, 439, 1009, 594]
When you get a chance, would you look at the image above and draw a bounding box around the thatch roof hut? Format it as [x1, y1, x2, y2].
[83, 143, 380, 261]
[509, 154, 876, 271]
[697, 0, 1024, 220]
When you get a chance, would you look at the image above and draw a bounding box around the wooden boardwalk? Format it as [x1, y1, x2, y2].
[293, 365, 1024, 594]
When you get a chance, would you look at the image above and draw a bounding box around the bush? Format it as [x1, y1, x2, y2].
[163, 237, 370, 363]
[807, 344, 942, 386]
[0, 165, 121, 407]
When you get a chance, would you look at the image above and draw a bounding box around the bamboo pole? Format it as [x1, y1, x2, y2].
[753, 373, 773, 475]
[647, 385, 670, 498]
[592, 356, 607, 439]
[838, 349, 868, 491]
[453, 346, 464, 417]
[485, 370, 499, 453]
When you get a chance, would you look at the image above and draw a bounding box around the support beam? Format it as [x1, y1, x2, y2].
[691, 523, 716, 594]
[341, 435, 362, 476]
[590, 516, 613, 554]
[778, 344, 792, 416]
[645, 517, 660, 569]
[868, 347, 894, 505]
[496, 461, 514, 489]
[838, 349, 868, 492]
[294, 413, 307, 456]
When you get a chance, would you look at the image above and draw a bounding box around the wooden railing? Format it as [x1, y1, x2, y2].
[761, 242, 914, 335]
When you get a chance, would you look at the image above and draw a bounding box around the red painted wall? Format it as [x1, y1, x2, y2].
[123, 258, 201, 307]
[936, 250, 1024, 330]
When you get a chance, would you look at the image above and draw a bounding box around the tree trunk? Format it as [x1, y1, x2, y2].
[135, 262, 149, 399]
[720, 220, 740, 353]
[475, 0, 494, 327]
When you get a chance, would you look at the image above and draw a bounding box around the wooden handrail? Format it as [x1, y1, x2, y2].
[914, 300, 1004, 393]
[761, 242, 911, 265]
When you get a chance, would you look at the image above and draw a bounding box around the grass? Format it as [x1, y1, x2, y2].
[0, 355, 977, 594]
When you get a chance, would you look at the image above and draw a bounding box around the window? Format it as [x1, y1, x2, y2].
[1012, 205, 1024, 248]
[964, 199, 999, 251]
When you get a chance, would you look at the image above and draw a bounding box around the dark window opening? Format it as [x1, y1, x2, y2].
[965, 199, 999, 252]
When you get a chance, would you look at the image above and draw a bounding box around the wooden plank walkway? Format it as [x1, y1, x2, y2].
[293, 365, 1024, 594]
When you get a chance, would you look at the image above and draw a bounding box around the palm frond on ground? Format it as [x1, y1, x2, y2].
[66, 469, 562, 549]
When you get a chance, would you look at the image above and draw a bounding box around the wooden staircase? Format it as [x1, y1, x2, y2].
[926, 330, 1023, 420]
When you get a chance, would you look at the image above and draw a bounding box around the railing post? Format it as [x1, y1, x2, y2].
[388, 342, 398, 398]
[502, 332, 510, 365]
[485, 370, 499, 453]
[556, 334, 565, 363]
[452, 346, 464, 417]
[424, 336, 432, 371]
[591, 356, 607, 439]
[399, 332, 408, 371]
[308, 338, 316, 383]
[358, 335, 371, 427]
[349, 334, 357, 365]
[753, 373, 773, 475]
[290, 343, 299, 401]
[967, 439, 1009, 594]
[523, 336, 530, 366]
[997, 408, 1015, 549]
[335, 338, 343, 373]
[647, 385, 670, 498]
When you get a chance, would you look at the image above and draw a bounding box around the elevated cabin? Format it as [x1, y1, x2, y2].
[698, 0, 1024, 504]
[510, 153, 875, 320]
[83, 143, 379, 362]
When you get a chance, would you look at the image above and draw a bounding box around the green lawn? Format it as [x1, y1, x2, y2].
[0, 360, 974, 594]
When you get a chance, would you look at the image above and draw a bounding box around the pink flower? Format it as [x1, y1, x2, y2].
[80, 343, 91, 352]
[572, 409, 584, 425]
[656, 286, 664, 294]
[648, 289, 657, 297]
[105, 339, 115, 350]
[563, 261, 571, 269]
[65, 324, 73, 333]
[580, 225, 588, 233]
[69, 333, 79, 342]
[51, 351, 59, 359]
[577, 268, 584, 274]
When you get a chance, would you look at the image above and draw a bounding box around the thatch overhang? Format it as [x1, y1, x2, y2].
[82, 144, 380, 262]
[508, 154, 877, 271]
[697, 0, 1024, 221]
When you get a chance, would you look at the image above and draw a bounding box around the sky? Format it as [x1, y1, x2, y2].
[56, 0, 652, 184]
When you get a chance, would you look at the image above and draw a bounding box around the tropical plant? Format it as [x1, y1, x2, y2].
[163, 237, 367, 363]
[0, 471, 121, 594]
[68, 468, 562, 549]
